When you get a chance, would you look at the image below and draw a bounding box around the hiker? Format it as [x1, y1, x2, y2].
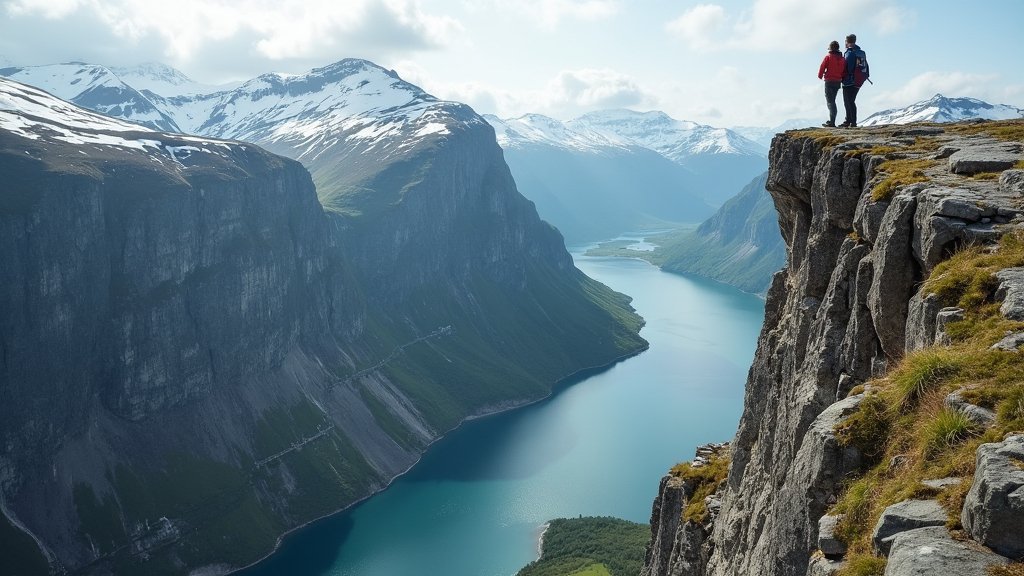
[840, 33, 867, 128]
[818, 40, 844, 127]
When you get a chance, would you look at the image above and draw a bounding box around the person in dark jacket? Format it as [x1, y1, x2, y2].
[840, 33, 865, 127]
[818, 40, 844, 127]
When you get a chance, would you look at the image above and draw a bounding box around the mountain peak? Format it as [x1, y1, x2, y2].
[862, 94, 1023, 126]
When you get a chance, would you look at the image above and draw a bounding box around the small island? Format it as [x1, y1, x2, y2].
[517, 516, 650, 576]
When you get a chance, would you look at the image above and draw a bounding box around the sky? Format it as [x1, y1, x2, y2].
[1, 0, 1022, 128]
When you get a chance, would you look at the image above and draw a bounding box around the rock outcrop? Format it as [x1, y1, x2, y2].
[641, 121, 1024, 576]
[961, 435, 1024, 559]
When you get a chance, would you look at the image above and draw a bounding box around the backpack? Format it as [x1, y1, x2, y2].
[853, 50, 871, 87]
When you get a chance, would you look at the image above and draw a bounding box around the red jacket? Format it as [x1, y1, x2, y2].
[818, 52, 845, 82]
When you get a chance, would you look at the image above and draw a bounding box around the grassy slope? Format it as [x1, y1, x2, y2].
[517, 517, 650, 576]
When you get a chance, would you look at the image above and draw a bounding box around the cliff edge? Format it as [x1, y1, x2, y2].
[642, 120, 1024, 576]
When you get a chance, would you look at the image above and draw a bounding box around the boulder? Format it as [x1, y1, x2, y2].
[948, 143, 1022, 175]
[991, 331, 1024, 351]
[905, 292, 939, 352]
[817, 514, 846, 558]
[944, 391, 996, 427]
[872, 499, 947, 555]
[933, 308, 964, 346]
[961, 435, 1024, 558]
[883, 526, 1009, 576]
[995, 268, 1024, 321]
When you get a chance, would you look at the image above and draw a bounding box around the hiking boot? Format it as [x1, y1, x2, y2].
[838, 121, 851, 128]
[822, 121, 836, 127]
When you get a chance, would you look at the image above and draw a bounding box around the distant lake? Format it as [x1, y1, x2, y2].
[238, 239, 765, 576]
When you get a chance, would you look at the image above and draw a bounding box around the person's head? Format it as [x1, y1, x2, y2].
[845, 34, 857, 46]
[829, 40, 840, 52]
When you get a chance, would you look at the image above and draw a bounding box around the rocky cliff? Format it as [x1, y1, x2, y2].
[0, 76, 646, 576]
[642, 120, 1024, 576]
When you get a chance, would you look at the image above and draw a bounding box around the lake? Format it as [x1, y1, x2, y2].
[238, 240, 766, 576]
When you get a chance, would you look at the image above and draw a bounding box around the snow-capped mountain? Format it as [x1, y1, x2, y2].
[486, 113, 630, 153]
[3, 59, 485, 214]
[0, 62, 181, 132]
[861, 94, 1024, 126]
[0, 75, 230, 161]
[567, 109, 766, 160]
[109, 62, 239, 97]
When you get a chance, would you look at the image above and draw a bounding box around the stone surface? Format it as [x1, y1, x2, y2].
[1000, 169, 1024, 196]
[934, 307, 964, 346]
[905, 292, 940, 352]
[872, 499, 948, 555]
[948, 142, 1023, 175]
[806, 556, 845, 576]
[922, 477, 963, 490]
[817, 514, 846, 557]
[961, 435, 1024, 558]
[991, 331, 1024, 351]
[884, 527, 1009, 576]
[869, 191, 918, 358]
[944, 391, 996, 427]
[996, 268, 1024, 321]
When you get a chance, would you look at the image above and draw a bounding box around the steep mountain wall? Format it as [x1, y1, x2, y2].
[659, 172, 785, 294]
[0, 78, 646, 576]
[641, 122, 1024, 576]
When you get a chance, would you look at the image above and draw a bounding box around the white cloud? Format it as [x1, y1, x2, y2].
[391, 63, 654, 119]
[475, 0, 617, 30]
[868, 71, 1004, 110]
[2, 0, 461, 64]
[665, 4, 727, 51]
[666, 0, 911, 52]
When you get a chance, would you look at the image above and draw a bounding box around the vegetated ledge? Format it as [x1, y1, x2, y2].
[637, 119, 1024, 576]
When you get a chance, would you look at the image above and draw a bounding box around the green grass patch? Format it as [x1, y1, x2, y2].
[516, 517, 649, 576]
[989, 564, 1024, 576]
[670, 452, 730, 523]
[836, 392, 891, 467]
[836, 553, 887, 576]
[971, 172, 1003, 180]
[870, 158, 937, 201]
[920, 407, 981, 460]
[947, 119, 1024, 142]
[828, 229, 1024, 564]
[886, 348, 963, 412]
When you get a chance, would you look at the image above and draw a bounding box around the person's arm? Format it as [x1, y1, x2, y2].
[818, 56, 827, 79]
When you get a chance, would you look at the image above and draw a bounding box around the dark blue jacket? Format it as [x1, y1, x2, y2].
[843, 44, 865, 87]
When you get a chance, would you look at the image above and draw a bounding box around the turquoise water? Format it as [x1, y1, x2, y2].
[239, 245, 765, 576]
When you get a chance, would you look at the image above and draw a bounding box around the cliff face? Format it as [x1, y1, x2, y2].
[0, 78, 646, 575]
[642, 122, 1024, 576]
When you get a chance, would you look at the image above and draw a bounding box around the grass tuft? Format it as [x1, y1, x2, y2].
[886, 348, 962, 412]
[670, 452, 730, 524]
[920, 407, 980, 460]
[835, 553, 887, 576]
[870, 158, 937, 201]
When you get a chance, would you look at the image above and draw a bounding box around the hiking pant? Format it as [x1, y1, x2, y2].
[824, 81, 841, 124]
[842, 85, 860, 126]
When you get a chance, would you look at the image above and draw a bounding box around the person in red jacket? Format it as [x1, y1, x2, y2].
[818, 40, 845, 127]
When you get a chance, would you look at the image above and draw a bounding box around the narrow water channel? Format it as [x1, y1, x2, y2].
[239, 240, 766, 576]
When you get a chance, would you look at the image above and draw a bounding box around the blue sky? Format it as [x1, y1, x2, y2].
[1, 0, 1021, 127]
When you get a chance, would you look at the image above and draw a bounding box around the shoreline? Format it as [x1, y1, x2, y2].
[224, 345, 647, 576]
[536, 521, 551, 560]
